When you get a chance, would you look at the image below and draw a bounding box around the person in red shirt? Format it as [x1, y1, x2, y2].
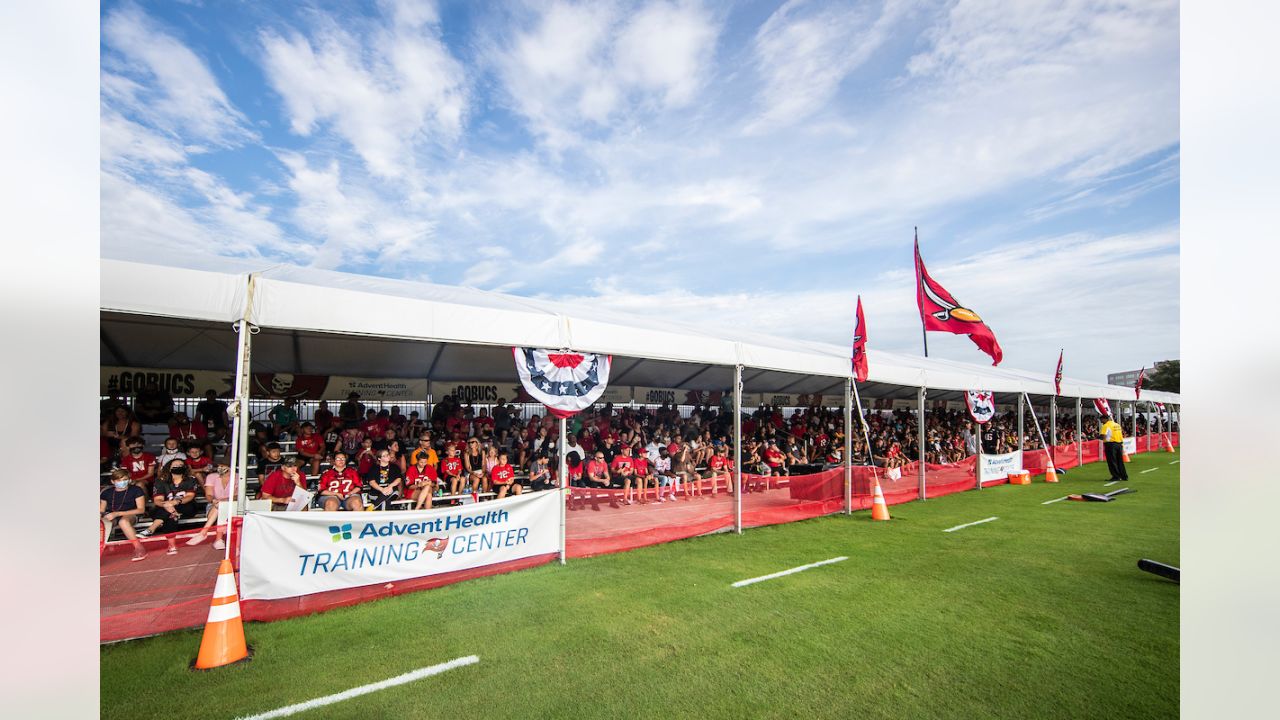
[121, 436, 157, 491]
[318, 452, 363, 511]
[362, 449, 404, 511]
[610, 446, 636, 505]
[355, 437, 377, 476]
[631, 448, 654, 504]
[472, 408, 495, 438]
[439, 445, 465, 496]
[168, 412, 209, 454]
[764, 440, 788, 476]
[184, 444, 212, 482]
[313, 400, 334, 433]
[705, 444, 733, 496]
[585, 451, 610, 489]
[406, 454, 438, 509]
[295, 422, 326, 475]
[489, 452, 521, 499]
[258, 458, 306, 511]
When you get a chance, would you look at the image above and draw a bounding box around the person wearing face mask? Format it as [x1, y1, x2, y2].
[120, 436, 158, 493]
[101, 468, 149, 562]
[140, 461, 200, 554]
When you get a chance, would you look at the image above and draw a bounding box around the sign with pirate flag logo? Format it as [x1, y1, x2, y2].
[914, 232, 1003, 365]
[1094, 397, 1112, 416]
[512, 348, 613, 418]
[965, 390, 996, 424]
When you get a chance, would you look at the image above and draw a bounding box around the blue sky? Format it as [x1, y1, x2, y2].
[100, 0, 1179, 382]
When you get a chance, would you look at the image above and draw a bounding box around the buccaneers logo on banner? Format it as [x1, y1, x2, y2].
[914, 234, 1004, 365]
[1134, 366, 1145, 399]
[1094, 398, 1112, 416]
[965, 390, 996, 424]
[851, 295, 869, 383]
[513, 348, 612, 419]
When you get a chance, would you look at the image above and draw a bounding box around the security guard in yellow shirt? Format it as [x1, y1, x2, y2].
[1099, 413, 1128, 482]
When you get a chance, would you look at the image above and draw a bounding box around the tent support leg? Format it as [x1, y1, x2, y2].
[558, 416, 567, 565]
[733, 364, 743, 534]
[1017, 394, 1025, 468]
[917, 386, 926, 501]
[1076, 397, 1083, 467]
[843, 378, 852, 515]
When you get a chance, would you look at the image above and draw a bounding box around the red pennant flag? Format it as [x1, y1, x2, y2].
[1135, 366, 1145, 399]
[914, 233, 1003, 365]
[851, 295, 869, 383]
[1054, 349, 1064, 396]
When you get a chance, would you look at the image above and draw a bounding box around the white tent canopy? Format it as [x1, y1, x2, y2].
[100, 259, 1179, 405]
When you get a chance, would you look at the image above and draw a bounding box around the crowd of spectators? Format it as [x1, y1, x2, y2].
[101, 384, 1177, 560]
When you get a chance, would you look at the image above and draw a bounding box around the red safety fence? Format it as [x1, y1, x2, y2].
[102, 432, 1180, 641]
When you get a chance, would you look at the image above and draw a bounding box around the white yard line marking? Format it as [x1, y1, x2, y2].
[1169, 460, 1179, 465]
[1042, 496, 1068, 505]
[235, 656, 479, 720]
[943, 517, 999, 533]
[731, 557, 848, 588]
[1104, 481, 1119, 486]
[1140, 468, 1157, 474]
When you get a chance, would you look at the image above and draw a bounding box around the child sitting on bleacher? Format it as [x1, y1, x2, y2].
[139, 461, 200, 554]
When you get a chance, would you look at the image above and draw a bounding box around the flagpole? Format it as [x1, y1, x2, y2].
[915, 226, 929, 357]
[1022, 393, 1053, 472]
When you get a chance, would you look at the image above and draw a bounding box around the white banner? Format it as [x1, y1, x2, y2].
[325, 376, 429, 401]
[239, 491, 560, 601]
[978, 451, 1023, 482]
[1123, 437, 1137, 455]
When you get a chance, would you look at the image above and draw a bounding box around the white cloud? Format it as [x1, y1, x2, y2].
[488, 0, 720, 148]
[746, 0, 909, 134]
[102, 3, 254, 147]
[278, 153, 435, 270]
[259, 5, 467, 180]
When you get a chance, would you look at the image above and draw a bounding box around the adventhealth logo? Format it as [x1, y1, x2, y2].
[329, 523, 353, 542]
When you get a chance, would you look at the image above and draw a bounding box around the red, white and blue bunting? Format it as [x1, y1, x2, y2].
[512, 348, 612, 419]
[965, 390, 995, 424]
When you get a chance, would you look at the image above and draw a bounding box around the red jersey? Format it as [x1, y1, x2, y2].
[407, 464, 437, 488]
[186, 454, 212, 471]
[441, 456, 463, 478]
[709, 455, 728, 472]
[765, 449, 785, 467]
[296, 433, 324, 456]
[124, 452, 157, 481]
[632, 457, 649, 476]
[472, 416, 495, 433]
[567, 463, 584, 482]
[318, 467, 362, 496]
[445, 416, 466, 434]
[490, 463, 515, 484]
[259, 469, 300, 499]
[356, 449, 376, 475]
[610, 456, 634, 475]
[579, 435, 596, 453]
[585, 459, 609, 480]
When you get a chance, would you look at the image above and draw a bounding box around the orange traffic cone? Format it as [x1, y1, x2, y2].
[871, 480, 891, 521]
[1044, 465, 1059, 483]
[1165, 436, 1175, 453]
[194, 559, 249, 669]
[1122, 451, 1131, 463]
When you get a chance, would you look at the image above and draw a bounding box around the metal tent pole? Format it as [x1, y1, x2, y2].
[1017, 394, 1025, 469]
[917, 386, 927, 500]
[234, 275, 257, 516]
[974, 418, 982, 490]
[1050, 395, 1057, 466]
[558, 416, 567, 565]
[843, 378, 853, 514]
[733, 364, 743, 534]
[1131, 400, 1138, 450]
[1076, 397, 1083, 467]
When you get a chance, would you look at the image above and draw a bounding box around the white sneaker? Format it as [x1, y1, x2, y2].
[185, 532, 208, 546]
[213, 538, 226, 550]
[166, 546, 178, 555]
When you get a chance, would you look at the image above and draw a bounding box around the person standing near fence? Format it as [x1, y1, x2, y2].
[1099, 413, 1128, 482]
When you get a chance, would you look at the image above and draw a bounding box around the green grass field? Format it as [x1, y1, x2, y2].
[101, 451, 1179, 719]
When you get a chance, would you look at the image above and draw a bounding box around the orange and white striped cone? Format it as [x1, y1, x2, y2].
[194, 559, 249, 669]
[871, 480, 891, 521]
[1044, 464, 1059, 483]
[1122, 451, 1131, 463]
[1165, 436, 1175, 453]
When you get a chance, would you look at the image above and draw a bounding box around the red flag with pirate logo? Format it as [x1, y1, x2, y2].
[1054, 349, 1064, 396]
[914, 234, 1003, 365]
[513, 348, 612, 419]
[851, 295, 869, 383]
[1094, 398, 1112, 416]
[1135, 366, 1145, 399]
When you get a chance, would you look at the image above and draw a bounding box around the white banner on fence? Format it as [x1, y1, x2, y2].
[978, 451, 1023, 482]
[239, 491, 560, 601]
[1123, 437, 1137, 455]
